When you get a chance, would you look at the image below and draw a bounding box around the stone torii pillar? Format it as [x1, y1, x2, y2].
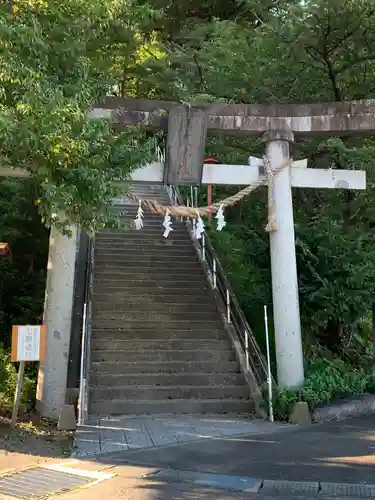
[262, 130, 304, 388]
[249, 138, 366, 388]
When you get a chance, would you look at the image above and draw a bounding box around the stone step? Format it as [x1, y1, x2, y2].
[90, 385, 249, 401]
[92, 294, 216, 306]
[96, 233, 190, 243]
[92, 273, 208, 283]
[120, 193, 170, 202]
[90, 328, 227, 340]
[92, 303, 218, 313]
[91, 319, 224, 329]
[93, 286, 211, 296]
[95, 238, 192, 246]
[94, 246, 198, 256]
[108, 209, 185, 218]
[90, 360, 239, 374]
[90, 338, 230, 351]
[91, 319, 224, 330]
[98, 225, 189, 234]
[97, 227, 190, 236]
[90, 349, 235, 363]
[92, 310, 219, 322]
[114, 218, 188, 226]
[93, 254, 200, 264]
[94, 257, 201, 268]
[89, 398, 253, 416]
[93, 266, 204, 276]
[92, 288, 212, 298]
[90, 372, 245, 387]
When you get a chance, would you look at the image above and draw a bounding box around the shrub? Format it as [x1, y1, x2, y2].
[264, 357, 375, 421]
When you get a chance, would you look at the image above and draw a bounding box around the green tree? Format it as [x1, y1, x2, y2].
[0, 0, 155, 233]
[0, 178, 49, 346]
[133, 0, 375, 358]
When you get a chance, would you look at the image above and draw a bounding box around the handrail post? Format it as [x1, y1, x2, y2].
[78, 302, 87, 426]
[226, 289, 231, 324]
[202, 233, 206, 261]
[245, 330, 250, 370]
[213, 259, 217, 289]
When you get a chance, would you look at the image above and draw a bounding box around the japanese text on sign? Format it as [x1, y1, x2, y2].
[11, 325, 46, 362]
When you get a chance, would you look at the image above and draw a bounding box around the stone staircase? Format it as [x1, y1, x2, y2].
[88, 183, 253, 416]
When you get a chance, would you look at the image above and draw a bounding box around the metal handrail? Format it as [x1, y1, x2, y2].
[78, 235, 94, 425]
[166, 184, 272, 390]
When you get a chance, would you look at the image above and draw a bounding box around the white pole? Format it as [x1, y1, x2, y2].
[213, 259, 217, 289]
[202, 233, 206, 261]
[226, 289, 231, 323]
[245, 331, 249, 370]
[264, 305, 274, 423]
[78, 303, 87, 426]
[262, 131, 304, 388]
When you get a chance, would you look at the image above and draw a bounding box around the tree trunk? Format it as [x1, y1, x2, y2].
[319, 319, 343, 353]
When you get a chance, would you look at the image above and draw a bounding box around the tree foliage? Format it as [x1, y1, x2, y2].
[0, 0, 155, 233]
[130, 0, 375, 358]
[2, 0, 375, 367]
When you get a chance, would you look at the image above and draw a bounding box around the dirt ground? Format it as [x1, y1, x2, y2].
[0, 412, 73, 459]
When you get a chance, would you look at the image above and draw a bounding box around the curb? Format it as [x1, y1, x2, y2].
[144, 469, 375, 497]
[312, 394, 375, 423]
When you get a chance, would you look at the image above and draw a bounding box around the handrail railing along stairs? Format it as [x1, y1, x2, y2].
[166, 184, 273, 393]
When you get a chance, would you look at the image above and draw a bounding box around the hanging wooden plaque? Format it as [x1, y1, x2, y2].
[164, 105, 208, 186]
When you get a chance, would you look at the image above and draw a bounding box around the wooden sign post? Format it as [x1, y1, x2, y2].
[11, 325, 46, 428]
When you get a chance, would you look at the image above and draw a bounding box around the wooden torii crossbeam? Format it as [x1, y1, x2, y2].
[90, 97, 370, 390]
[91, 97, 375, 185]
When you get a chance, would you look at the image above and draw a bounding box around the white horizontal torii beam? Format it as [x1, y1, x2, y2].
[1, 161, 365, 191]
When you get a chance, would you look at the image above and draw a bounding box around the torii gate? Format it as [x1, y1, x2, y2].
[1, 99, 370, 418]
[91, 98, 368, 391]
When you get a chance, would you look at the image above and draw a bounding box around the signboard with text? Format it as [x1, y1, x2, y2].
[11, 325, 46, 362]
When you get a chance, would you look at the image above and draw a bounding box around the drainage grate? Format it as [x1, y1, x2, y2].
[0, 467, 91, 498]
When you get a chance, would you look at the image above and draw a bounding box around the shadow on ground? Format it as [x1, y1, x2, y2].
[97, 414, 375, 485]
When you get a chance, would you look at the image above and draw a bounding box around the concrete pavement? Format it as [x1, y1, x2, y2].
[96, 414, 375, 485]
[73, 415, 290, 457]
[3, 415, 375, 498]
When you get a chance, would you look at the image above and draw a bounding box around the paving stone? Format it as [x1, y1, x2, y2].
[100, 429, 128, 454]
[320, 482, 375, 497]
[145, 419, 179, 446]
[163, 418, 200, 442]
[185, 417, 221, 435]
[123, 419, 154, 450]
[261, 479, 319, 494]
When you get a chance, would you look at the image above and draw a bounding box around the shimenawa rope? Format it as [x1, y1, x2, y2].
[124, 156, 291, 232]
